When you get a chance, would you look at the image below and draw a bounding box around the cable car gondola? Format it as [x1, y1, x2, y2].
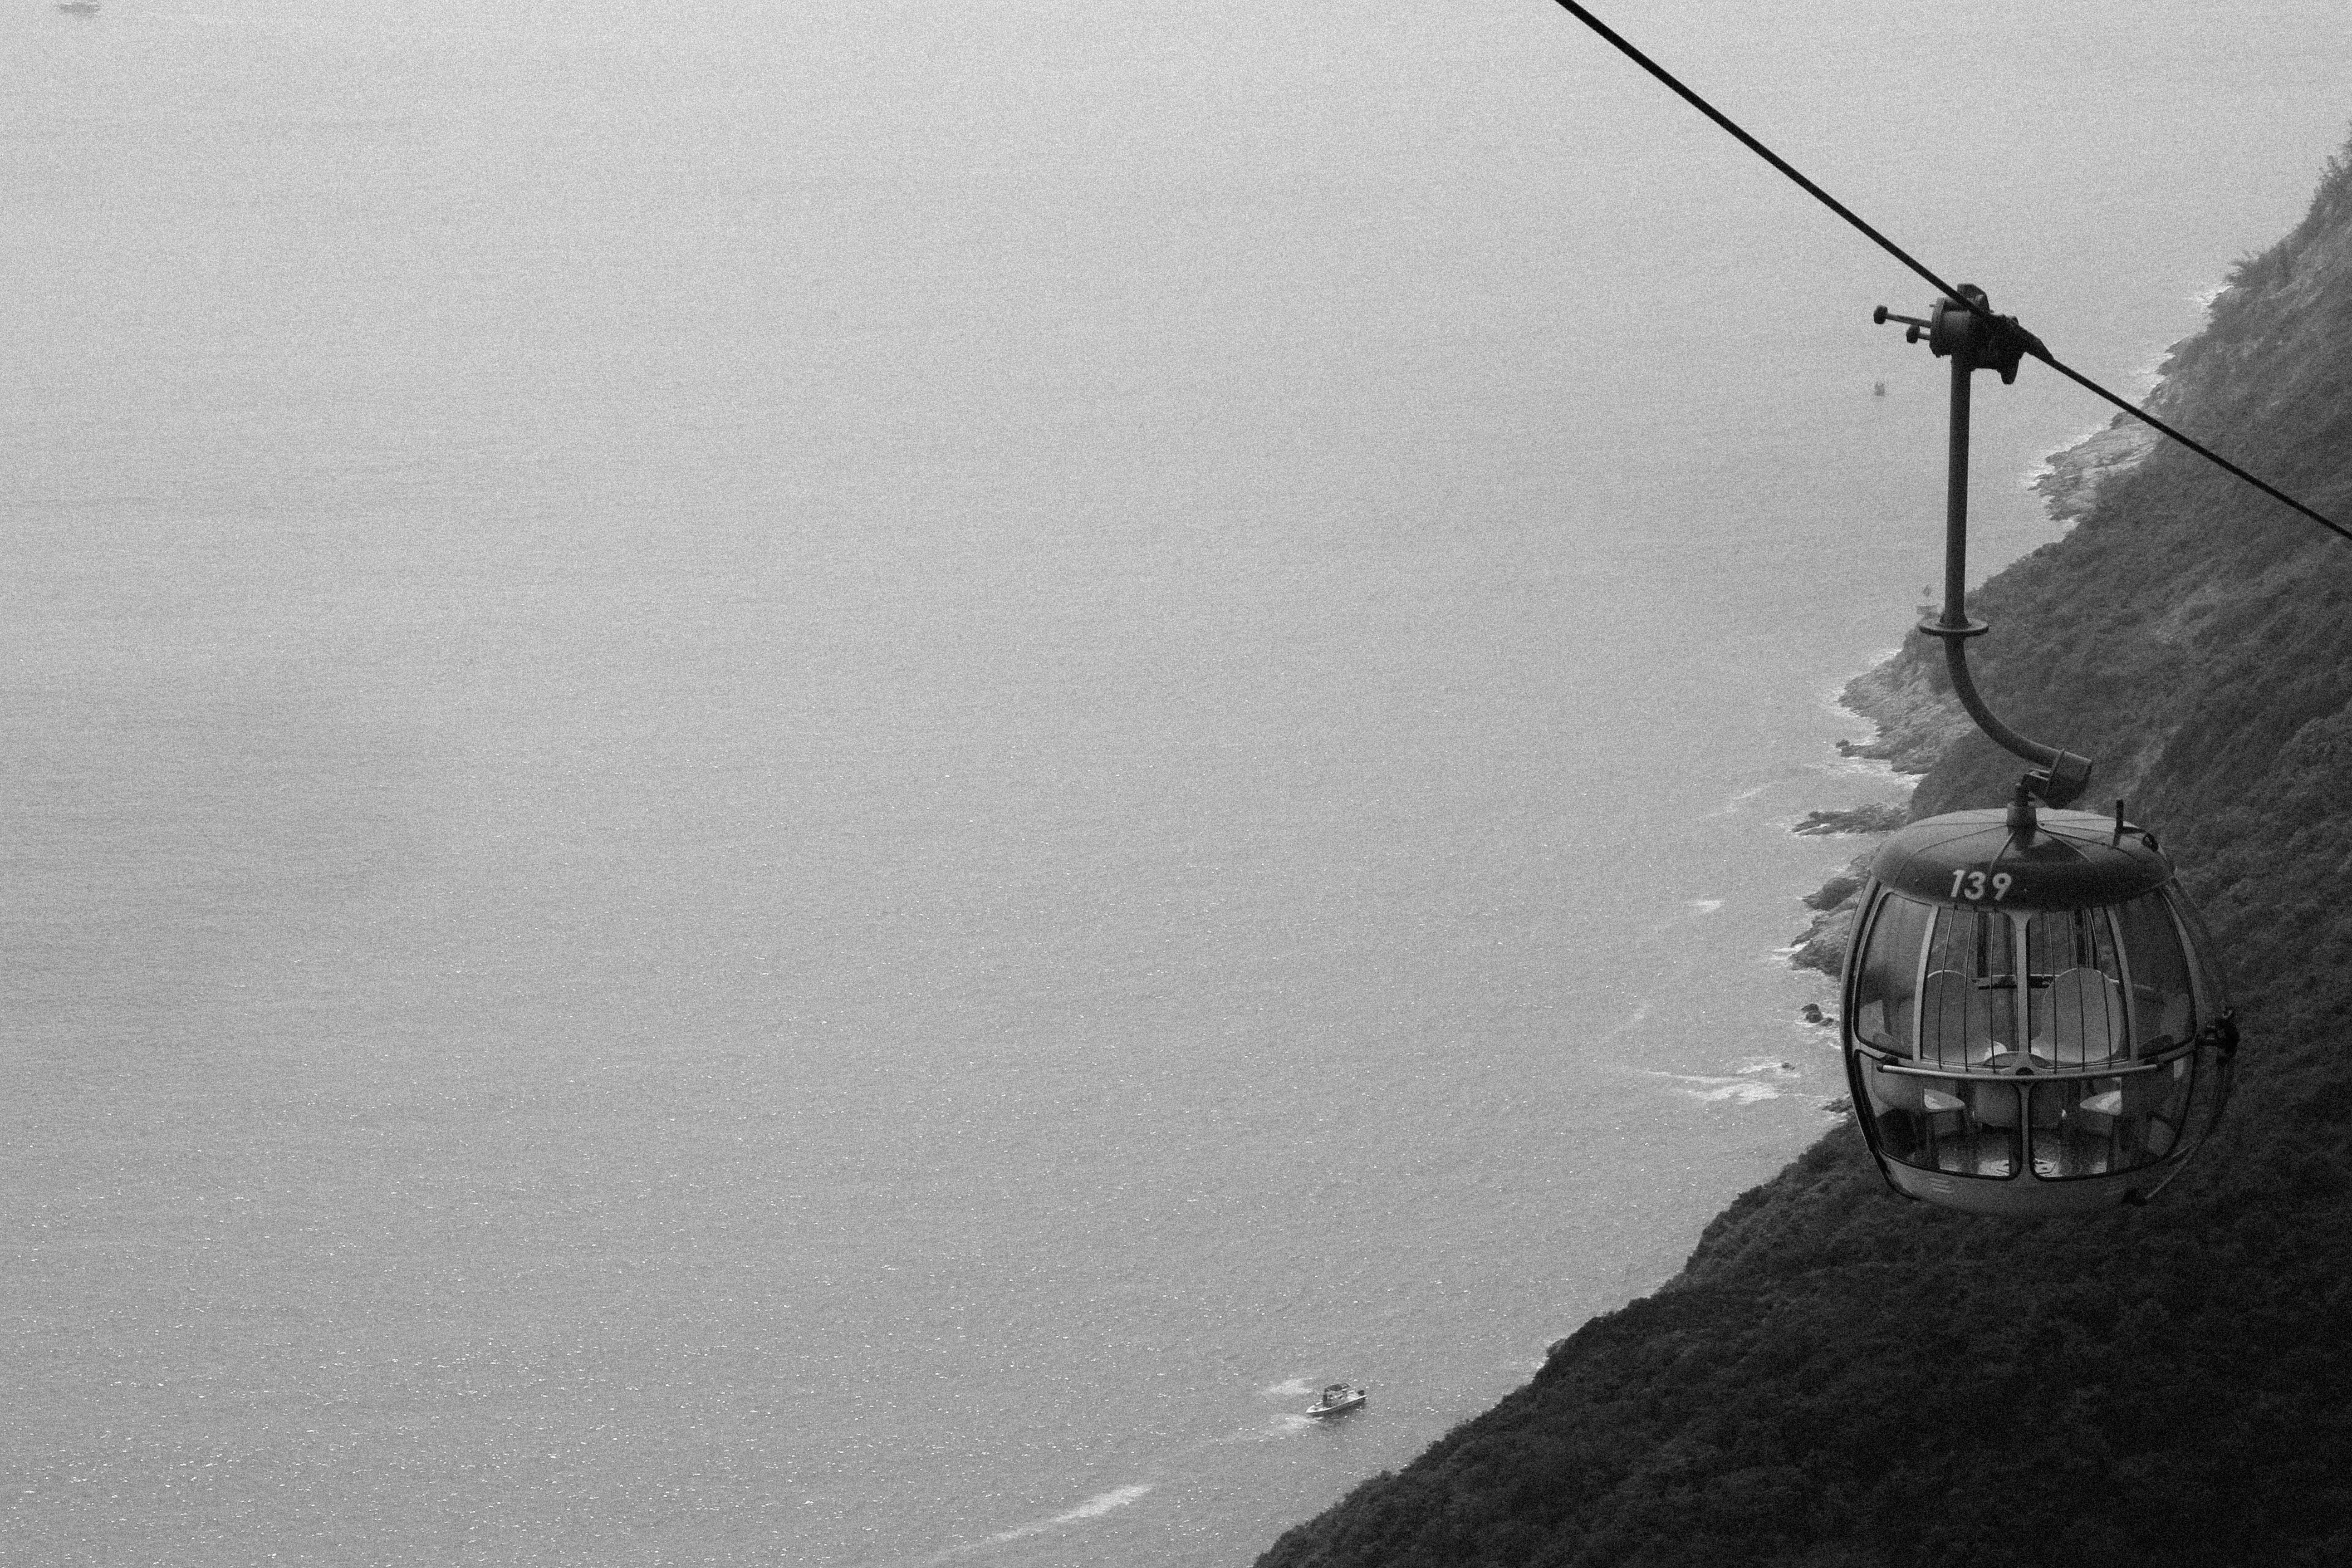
[1842, 794, 2235, 1213]
[1513, 2, 2347, 1212]
[1844, 291, 2238, 1215]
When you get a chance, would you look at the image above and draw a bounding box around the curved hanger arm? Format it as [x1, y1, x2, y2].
[1916, 334, 2093, 808]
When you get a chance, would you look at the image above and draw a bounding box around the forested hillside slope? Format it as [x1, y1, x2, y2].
[1257, 145, 2352, 1568]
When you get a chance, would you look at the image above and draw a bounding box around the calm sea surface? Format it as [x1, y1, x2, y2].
[6, 3, 2347, 1563]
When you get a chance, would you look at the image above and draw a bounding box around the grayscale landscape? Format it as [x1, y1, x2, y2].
[7, 3, 2349, 1564]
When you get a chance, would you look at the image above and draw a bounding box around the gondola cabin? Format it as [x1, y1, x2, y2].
[1840, 802, 2234, 1215]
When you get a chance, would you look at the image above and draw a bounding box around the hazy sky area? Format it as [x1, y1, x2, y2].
[6, 3, 2351, 1565]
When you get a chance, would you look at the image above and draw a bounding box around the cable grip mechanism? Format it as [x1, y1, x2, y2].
[1877, 287, 2088, 809]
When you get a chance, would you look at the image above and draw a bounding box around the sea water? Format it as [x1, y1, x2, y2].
[5, 3, 2347, 1564]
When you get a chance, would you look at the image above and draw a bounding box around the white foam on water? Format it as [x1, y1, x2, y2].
[1642, 1071, 1784, 1106]
[1260, 1376, 1315, 1400]
[1814, 749, 1916, 784]
[933, 1484, 1160, 1561]
[1208, 1412, 1321, 1446]
[1051, 1485, 1153, 1525]
[1646, 902, 1724, 935]
[1715, 783, 1773, 815]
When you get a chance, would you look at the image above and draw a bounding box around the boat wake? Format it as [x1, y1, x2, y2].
[1205, 1410, 1321, 1446]
[1044, 1485, 1153, 1525]
[1647, 902, 1725, 935]
[933, 1376, 1345, 1556]
[929, 1485, 1156, 1562]
[1715, 782, 1773, 816]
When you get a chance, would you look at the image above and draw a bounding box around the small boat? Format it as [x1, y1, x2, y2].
[1304, 1382, 1367, 1419]
[57, 1, 102, 12]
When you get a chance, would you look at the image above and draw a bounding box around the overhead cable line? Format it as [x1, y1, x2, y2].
[2029, 355, 2352, 545]
[1544, 0, 2352, 546]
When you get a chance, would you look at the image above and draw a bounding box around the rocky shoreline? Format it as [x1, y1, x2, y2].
[1791, 802, 1908, 836]
[2031, 413, 2161, 522]
[1786, 653, 1952, 976]
[1831, 640, 1968, 773]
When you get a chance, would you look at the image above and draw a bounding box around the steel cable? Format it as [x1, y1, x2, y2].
[1544, 0, 2352, 544]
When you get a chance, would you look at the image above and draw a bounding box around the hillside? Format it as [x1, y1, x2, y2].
[1255, 144, 2352, 1568]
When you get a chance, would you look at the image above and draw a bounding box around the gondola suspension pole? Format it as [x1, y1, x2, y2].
[1944, 341, 1972, 634]
[1879, 291, 2092, 805]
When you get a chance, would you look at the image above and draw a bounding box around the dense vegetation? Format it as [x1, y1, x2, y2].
[1256, 145, 2352, 1568]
